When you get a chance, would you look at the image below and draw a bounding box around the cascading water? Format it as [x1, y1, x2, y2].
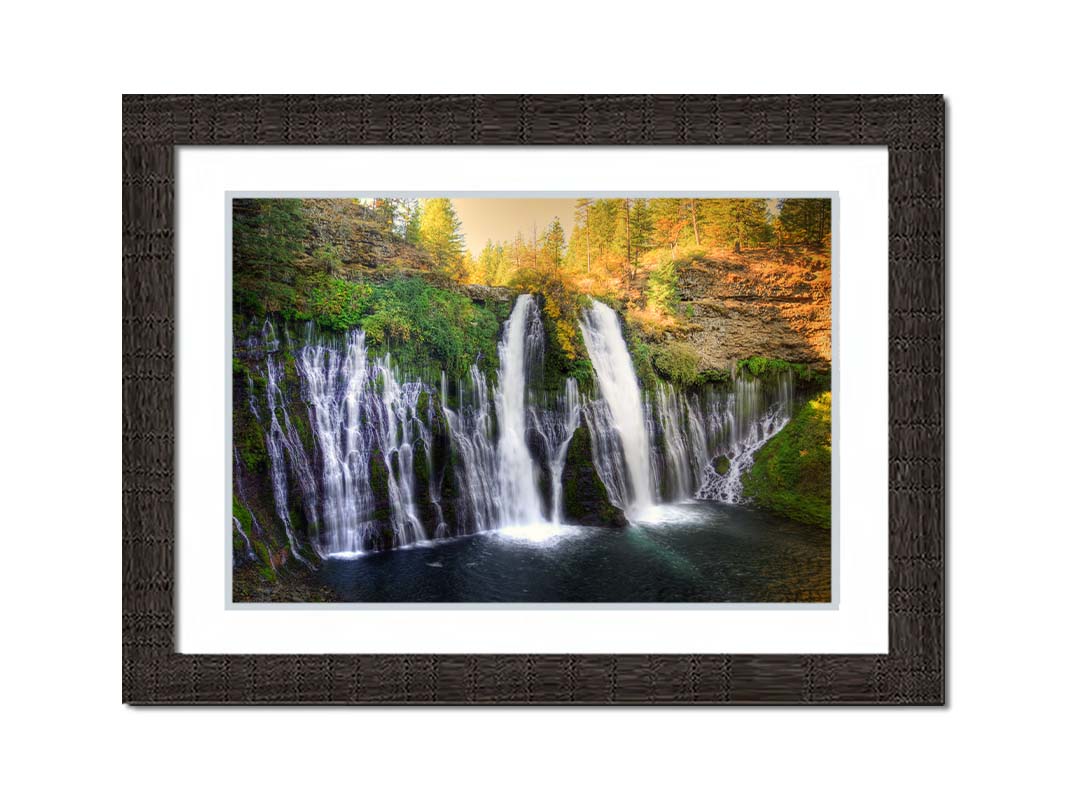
[414, 396, 447, 539]
[294, 328, 436, 555]
[494, 294, 546, 526]
[373, 355, 428, 547]
[581, 396, 631, 510]
[697, 371, 794, 503]
[579, 300, 656, 514]
[530, 377, 581, 523]
[233, 445, 266, 560]
[297, 329, 374, 555]
[654, 383, 696, 501]
[242, 295, 807, 562]
[440, 366, 500, 534]
[264, 353, 317, 565]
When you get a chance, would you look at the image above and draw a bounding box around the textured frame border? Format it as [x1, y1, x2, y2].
[122, 95, 944, 705]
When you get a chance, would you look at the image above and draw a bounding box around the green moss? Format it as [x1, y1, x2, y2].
[567, 358, 596, 395]
[651, 341, 701, 387]
[699, 368, 731, 384]
[236, 416, 267, 474]
[561, 426, 626, 527]
[283, 351, 298, 384]
[252, 540, 276, 581]
[736, 356, 828, 388]
[742, 392, 831, 529]
[625, 333, 657, 388]
[232, 497, 253, 531]
[368, 451, 391, 523]
[290, 408, 314, 452]
[713, 455, 730, 476]
[288, 497, 308, 535]
[413, 445, 431, 486]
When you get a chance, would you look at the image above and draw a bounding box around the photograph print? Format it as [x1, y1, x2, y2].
[231, 195, 832, 603]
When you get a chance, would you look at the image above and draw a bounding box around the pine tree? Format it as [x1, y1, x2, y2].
[703, 199, 771, 252]
[779, 198, 831, 246]
[649, 198, 690, 253]
[575, 198, 593, 272]
[630, 199, 654, 264]
[589, 199, 621, 258]
[232, 199, 307, 278]
[476, 240, 507, 285]
[419, 198, 465, 272]
[402, 199, 421, 244]
[543, 217, 566, 273]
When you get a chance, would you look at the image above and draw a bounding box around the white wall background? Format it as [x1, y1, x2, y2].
[1, 2, 1064, 798]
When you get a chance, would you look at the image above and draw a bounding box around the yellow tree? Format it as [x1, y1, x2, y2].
[419, 198, 465, 273]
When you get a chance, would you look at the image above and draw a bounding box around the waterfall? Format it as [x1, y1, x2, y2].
[441, 366, 501, 534]
[531, 377, 581, 523]
[697, 371, 794, 503]
[233, 445, 266, 559]
[581, 396, 630, 510]
[296, 330, 374, 555]
[654, 383, 695, 501]
[415, 395, 447, 539]
[242, 297, 807, 560]
[294, 329, 437, 555]
[372, 355, 427, 547]
[263, 354, 317, 565]
[578, 300, 655, 514]
[494, 294, 546, 526]
[232, 514, 253, 558]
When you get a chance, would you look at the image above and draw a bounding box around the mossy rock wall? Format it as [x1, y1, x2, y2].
[561, 425, 627, 527]
[742, 391, 831, 529]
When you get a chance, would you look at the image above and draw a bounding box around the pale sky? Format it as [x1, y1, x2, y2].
[452, 198, 578, 254]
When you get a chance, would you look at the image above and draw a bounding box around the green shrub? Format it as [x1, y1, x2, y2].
[304, 277, 373, 331]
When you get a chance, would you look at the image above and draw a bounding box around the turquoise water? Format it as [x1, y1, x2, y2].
[319, 501, 830, 603]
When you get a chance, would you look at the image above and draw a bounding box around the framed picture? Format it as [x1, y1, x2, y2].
[123, 94, 944, 704]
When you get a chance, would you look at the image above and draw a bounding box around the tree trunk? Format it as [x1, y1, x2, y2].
[584, 208, 591, 274]
[690, 200, 701, 246]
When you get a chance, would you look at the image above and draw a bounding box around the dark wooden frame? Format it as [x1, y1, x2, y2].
[123, 94, 944, 705]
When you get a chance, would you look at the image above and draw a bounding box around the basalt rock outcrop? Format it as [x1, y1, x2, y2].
[673, 249, 831, 371]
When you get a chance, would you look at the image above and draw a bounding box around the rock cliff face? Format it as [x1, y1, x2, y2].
[302, 199, 433, 272]
[302, 199, 517, 307]
[673, 249, 831, 371]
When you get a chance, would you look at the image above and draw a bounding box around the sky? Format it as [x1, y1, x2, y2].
[451, 198, 578, 254]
